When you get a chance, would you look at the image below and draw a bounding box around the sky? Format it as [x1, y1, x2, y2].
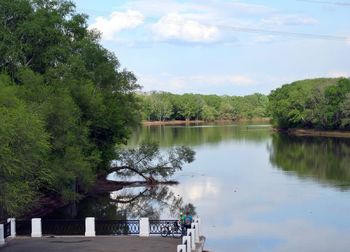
[73, 0, 350, 96]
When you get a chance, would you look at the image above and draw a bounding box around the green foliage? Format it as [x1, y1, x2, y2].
[268, 78, 350, 130]
[0, 0, 140, 219]
[140, 91, 269, 121]
[142, 92, 173, 121]
[0, 82, 50, 217]
[180, 203, 197, 216]
[113, 142, 195, 180]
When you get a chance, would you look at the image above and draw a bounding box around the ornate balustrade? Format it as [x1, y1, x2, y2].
[149, 220, 181, 235]
[95, 220, 139, 235]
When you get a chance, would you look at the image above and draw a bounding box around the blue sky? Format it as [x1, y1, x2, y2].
[73, 0, 350, 95]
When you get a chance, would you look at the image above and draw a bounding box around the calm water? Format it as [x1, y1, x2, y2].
[129, 123, 350, 252]
[53, 123, 350, 252]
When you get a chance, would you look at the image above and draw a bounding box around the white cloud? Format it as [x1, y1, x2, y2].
[185, 178, 220, 201]
[347, 37, 350, 45]
[152, 13, 219, 43]
[89, 10, 144, 41]
[327, 71, 350, 78]
[262, 14, 318, 26]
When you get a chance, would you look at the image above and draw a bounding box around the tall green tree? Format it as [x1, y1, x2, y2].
[268, 78, 349, 130]
[0, 80, 51, 217]
[0, 0, 141, 219]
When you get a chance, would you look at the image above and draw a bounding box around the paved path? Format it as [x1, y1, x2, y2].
[0, 236, 180, 252]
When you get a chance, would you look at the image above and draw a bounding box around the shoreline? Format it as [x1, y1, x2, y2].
[142, 118, 271, 126]
[276, 128, 350, 138]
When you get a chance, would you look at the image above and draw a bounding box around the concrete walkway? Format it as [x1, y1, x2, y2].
[0, 236, 180, 252]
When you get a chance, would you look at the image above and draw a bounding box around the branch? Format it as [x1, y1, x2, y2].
[110, 166, 149, 181]
[133, 150, 157, 167]
[109, 188, 150, 204]
[25, 57, 33, 67]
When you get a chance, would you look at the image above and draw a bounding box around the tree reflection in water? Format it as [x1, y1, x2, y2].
[110, 185, 183, 219]
[50, 184, 186, 220]
[269, 133, 350, 189]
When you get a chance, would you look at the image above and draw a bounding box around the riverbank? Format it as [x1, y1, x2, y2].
[142, 117, 271, 126]
[277, 128, 350, 138]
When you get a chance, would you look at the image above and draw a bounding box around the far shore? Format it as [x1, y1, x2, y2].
[142, 117, 271, 126]
[276, 128, 350, 138]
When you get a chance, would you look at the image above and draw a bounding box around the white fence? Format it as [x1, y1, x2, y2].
[1, 217, 205, 252]
[177, 218, 204, 252]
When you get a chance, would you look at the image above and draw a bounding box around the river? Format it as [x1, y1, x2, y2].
[54, 122, 350, 252]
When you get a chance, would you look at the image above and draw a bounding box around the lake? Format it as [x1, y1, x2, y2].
[129, 123, 350, 252]
[53, 122, 350, 252]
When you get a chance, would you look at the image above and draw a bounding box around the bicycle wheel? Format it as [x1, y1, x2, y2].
[161, 227, 169, 237]
[172, 227, 182, 238]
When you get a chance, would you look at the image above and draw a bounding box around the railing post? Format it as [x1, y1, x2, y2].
[177, 244, 186, 252]
[187, 229, 195, 249]
[182, 235, 191, 252]
[0, 224, 4, 245]
[139, 217, 150, 237]
[194, 217, 201, 236]
[85, 217, 95, 237]
[7, 218, 16, 238]
[31, 218, 42, 237]
[191, 222, 199, 243]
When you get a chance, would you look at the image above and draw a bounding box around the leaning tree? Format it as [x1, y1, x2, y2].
[94, 142, 195, 192]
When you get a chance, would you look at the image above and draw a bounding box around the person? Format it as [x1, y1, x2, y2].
[179, 211, 185, 235]
[183, 211, 193, 234]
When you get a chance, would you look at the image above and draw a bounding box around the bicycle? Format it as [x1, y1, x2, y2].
[160, 221, 182, 237]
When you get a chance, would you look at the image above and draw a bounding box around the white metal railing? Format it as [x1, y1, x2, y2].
[176, 217, 203, 252]
[1, 216, 205, 251]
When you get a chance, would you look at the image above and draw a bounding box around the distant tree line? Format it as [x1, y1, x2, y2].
[268, 78, 350, 130]
[139, 92, 269, 121]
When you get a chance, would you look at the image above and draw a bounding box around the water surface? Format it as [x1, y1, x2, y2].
[52, 123, 350, 252]
[129, 123, 350, 252]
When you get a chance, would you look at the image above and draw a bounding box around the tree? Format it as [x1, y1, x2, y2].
[268, 78, 343, 129]
[201, 104, 217, 121]
[218, 101, 236, 120]
[340, 93, 350, 129]
[0, 81, 51, 218]
[109, 142, 195, 185]
[0, 0, 141, 219]
[152, 92, 173, 121]
[140, 92, 269, 121]
[178, 94, 205, 121]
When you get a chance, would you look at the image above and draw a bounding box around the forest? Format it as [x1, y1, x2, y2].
[0, 0, 141, 219]
[268, 78, 350, 130]
[139, 92, 269, 121]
